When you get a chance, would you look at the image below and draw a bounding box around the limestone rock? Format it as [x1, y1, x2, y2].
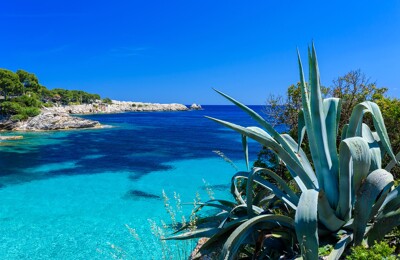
[12, 112, 100, 131]
[0, 135, 23, 140]
[190, 103, 202, 110]
[46, 101, 189, 114]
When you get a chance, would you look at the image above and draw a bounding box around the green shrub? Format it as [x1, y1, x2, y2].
[42, 102, 54, 108]
[1, 101, 23, 115]
[13, 94, 41, 108]
[1, 97, 41, 120]
[10, 114, 28, 121]
[10, 107, 40, 121]
[102, 98, 112, 104]
[21, 107, 40, 117]
[347, 241, 397, 260]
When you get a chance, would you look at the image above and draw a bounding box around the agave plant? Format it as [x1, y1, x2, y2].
[165, 44, 400, 259]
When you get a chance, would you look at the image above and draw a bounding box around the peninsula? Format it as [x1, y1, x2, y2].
[0, 68, 195, 131]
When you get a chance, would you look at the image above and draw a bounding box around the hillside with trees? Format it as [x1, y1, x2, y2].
[0, 69, 106, 121]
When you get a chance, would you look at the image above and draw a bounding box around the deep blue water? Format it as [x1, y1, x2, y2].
[0, 105, 283, 259]
[0, 105, 283, 187]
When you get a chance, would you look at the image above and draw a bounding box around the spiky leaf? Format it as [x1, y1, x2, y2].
[353, 169, 394, 245]
[295, 189, 319, 260]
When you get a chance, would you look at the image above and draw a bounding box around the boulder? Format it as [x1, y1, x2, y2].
[0, 135, 23, 140]
[13, 112, 100, 131]
[190, 103, 202, 110]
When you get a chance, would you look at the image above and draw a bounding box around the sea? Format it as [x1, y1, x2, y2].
[0, 105, 285, 259]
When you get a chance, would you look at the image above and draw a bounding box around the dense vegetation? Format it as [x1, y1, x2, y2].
[0, 68, 104, 121]
[166, 46, 400, 259]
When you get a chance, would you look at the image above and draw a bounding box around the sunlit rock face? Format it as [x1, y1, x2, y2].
[46, 101, 189, 114]
[190, 103, 202, 110]
[0, 101, 190, 131]
[14, 112, 101, 131]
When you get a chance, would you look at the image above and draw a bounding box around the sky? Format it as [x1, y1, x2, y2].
[1, 1, 400, 104]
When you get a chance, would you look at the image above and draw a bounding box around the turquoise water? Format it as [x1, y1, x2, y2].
[0, 106, 282, 259]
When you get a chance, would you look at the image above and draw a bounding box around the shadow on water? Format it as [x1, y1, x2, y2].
[0, 106, 285, 186]
[123, 189, 162, 200]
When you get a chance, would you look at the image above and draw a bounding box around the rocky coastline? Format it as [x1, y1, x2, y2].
[0, 111, 101, 131]
[46, 101, 189, 114]
[0, 101, 199, 131]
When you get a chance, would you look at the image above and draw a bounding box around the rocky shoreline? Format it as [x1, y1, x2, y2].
[0, 101, 201, 131]
[0, 111, 101, 131]
[46, 101, 190, 114]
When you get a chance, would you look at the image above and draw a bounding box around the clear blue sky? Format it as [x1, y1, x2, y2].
[1, 1, 400, 104]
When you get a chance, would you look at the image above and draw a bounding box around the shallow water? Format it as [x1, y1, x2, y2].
[0, 106, 284, 259]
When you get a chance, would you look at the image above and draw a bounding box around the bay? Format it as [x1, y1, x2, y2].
[0, 105, 283, 259]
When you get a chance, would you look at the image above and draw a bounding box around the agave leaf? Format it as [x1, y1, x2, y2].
[323, 97, 341, 184]
[297, 109, 306, 151]
[206, 117, 315, 191]
[246, 169, 257, 217]
[253, 167, 299, 203]
[259, 196, 286, 212]
[295, 189, 319, 260]
[299, 46, 338, 208]
[221, 214, 295, 259]
[367, 208, 400, 245]
[368, 144, 382, 172]
[173, 213, 229, 234]
[230, 171, 246, 205]
[308, 45, 337, 208]
[370, 185, 393, 222]
[164, 227, 220, 240]
[337, 137, 371, 221]
[297, 48, 311, 134]
[193, 202, 232, 214]
[281, 134, 318, 188]
[385, 151, 400, 172]
[346, 101, 397, 164]
[253, 188, 273, 206]
[341, 124, 349, 141]
[233, 171, 298, 210]
[225, 205, 252, 220]
[213, 89, 303, 165]
[342, 219, 354, 231]
[204, 199, 237, 209]
[217, 205, 249, 229]
[374, 186, 400, 219]
[318, 190, 345, 232]
[241, 135, 249, 171]
[221, 215, 250, 230]
[258, 130, 312, 192]
[252, 177, 297, 210]
[361, 123, 378, 143]
[298, 50, 322, 188]
[327, 234, 353, 260]
[353, 169, 394, 245]
[361, 123, 382, 171]
[242, 168, 284, 217]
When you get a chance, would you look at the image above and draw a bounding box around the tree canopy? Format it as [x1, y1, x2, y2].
[0, 68, 107, 121]
[0, 69, 23, 100]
